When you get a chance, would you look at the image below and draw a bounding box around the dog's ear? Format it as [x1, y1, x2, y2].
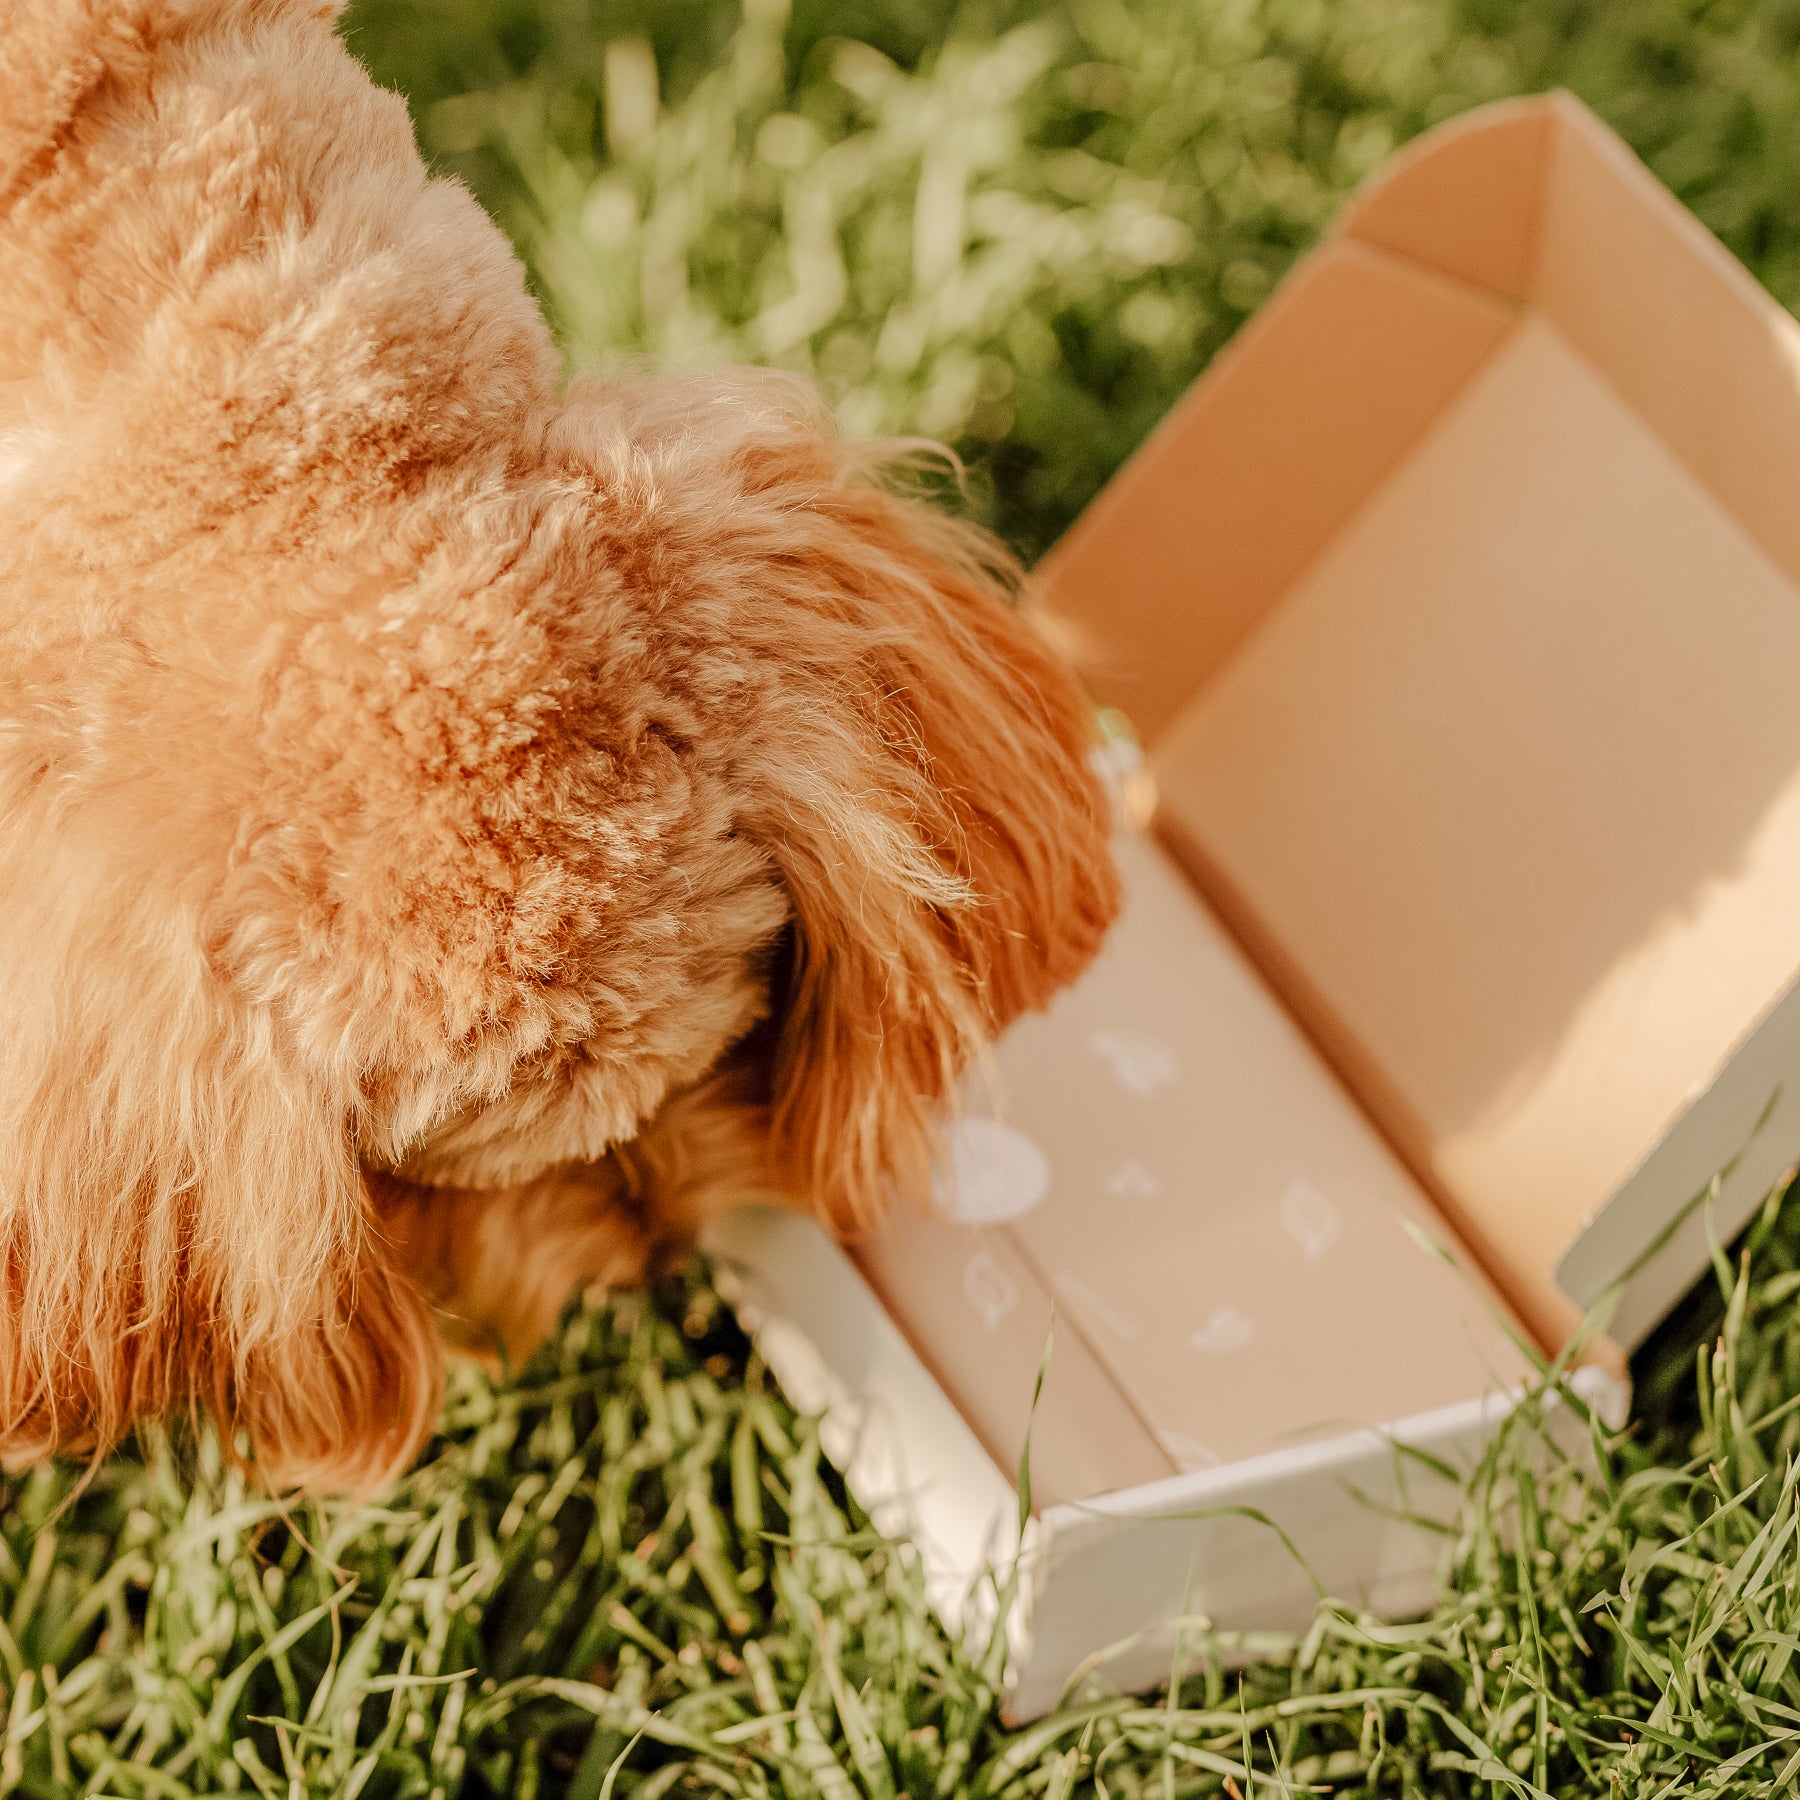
[586, 378, 1120, 1231]
[761, 479, 1118, 1229]
[0, 871, 440, 1488]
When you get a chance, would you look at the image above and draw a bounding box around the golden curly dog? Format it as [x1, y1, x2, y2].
[0, 0, 1118, 1488]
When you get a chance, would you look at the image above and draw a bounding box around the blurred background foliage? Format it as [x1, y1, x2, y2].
[343, 0, 1800, 562]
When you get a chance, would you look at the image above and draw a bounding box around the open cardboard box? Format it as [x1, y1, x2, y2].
[707, 91, 1800, 1718]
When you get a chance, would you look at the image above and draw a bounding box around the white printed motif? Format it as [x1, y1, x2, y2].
[1088, 1028, 1180, 1098]
[1056, 1272, 1141, 1342]
[1104, 1158, 1162, 1202]
[1279, 1177, 1340, 1261]
[963, 1249, 1020, 1332]
[933, 1117, 1051, 1225]
[1156, 1429, 1223, 1473]
[1188, 1305, 1255, 1354]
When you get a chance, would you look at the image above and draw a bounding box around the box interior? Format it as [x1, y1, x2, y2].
[1038, 93, 1800, 1353]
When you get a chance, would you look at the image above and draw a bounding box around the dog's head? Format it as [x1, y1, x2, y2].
[379, 373, 1119, 1219]
[0, 0, 1118, 1487]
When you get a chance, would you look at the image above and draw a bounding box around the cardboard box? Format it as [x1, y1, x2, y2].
[709, 91, 1800, 1717]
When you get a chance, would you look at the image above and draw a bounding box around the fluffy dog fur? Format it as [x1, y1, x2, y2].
[0, 0, 1119, 1488]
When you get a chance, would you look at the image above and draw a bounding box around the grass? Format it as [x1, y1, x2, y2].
[12, 1191, 1800, 1798]
[14, 0, 1800, 1792]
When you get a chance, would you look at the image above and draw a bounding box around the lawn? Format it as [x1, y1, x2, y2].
[12, 0, 1800, 1794]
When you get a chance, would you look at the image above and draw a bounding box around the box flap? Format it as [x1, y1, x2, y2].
[1337, 95, 1550, 301]
[1036, 244, 1513, 742]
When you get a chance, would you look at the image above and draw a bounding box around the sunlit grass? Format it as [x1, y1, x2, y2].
[13, 1188, 1800, 1796]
